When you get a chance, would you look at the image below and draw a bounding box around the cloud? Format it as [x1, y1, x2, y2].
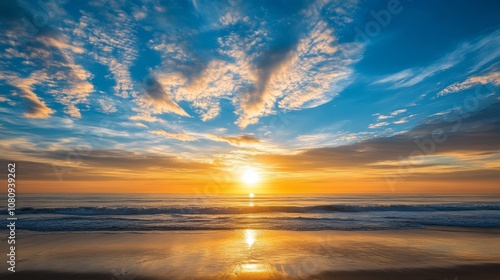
[135, 122, 148, 128]
[234, 1, 362, 128]
[0, 96, 15, 106]
[145, 0, 362, 128]
[150, 129, 197, 142]
[0, 8, 94, 119]
[296, 133, 330, 143]
[153, 59, 237, 121]
[97, 98, 117, 113]
[391, 109, 407, 116]
[129, 114, 164, 123]
[1, 71, 54, 118]
[206, 134, 260, 146]
[254, 101, 500, 182]
[0, 150, 213, 181]
[438, 71, 500, 96]
[137, 75, 190, 117]
[73, 2, 138, 98]
[393, 117, 408, 124]
[369, 122, 390, 129]
[35, 33, 94, 118]
[293, 131, 366, 149]
[374, 109, 407, 121]
[373, 58, 455, 88]
[373, 30, 500, 88]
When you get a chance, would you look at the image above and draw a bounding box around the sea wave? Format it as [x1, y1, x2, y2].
[14, 203, 500, 216]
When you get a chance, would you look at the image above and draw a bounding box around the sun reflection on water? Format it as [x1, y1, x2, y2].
[238, 261, 269, 273]
[245, 229, 256, 248]
[232, 229, 283, 278]
[241, 262, 263, 272]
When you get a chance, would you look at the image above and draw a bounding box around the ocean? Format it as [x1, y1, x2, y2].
[11, 194, 500, 232]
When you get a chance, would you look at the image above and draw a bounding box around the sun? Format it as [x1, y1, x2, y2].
[242, 167, 260, 185]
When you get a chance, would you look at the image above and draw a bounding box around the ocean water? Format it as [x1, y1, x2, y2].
[8, 194, 500, 232]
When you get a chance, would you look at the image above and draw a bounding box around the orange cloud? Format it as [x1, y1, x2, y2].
[150, 129, 197, 142]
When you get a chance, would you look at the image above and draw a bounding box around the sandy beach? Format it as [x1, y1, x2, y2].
[1, 227, 499, 279]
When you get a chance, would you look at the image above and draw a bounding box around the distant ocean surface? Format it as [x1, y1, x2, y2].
[7, 194, 500, 231]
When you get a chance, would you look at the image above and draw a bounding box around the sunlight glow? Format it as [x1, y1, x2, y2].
[245, 229, 256, 247]
[242, 167, 260, 185]
[249, 193, 255, 198]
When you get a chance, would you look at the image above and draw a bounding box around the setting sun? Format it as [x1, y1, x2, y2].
[242, 167, 260, 185]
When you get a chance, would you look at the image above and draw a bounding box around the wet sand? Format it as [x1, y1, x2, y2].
[1, 227, 499, 279]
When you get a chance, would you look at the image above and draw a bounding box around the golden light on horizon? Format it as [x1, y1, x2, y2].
[242, 167, 260, 185]
[249, 193, 255, 198]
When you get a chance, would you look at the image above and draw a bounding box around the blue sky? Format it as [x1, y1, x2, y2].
[0, 0, 499, 192]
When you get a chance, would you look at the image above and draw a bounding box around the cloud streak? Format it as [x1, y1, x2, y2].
[205, 134, 260, 146]
[439, 71, 500, 96]
[150, 129, 197, 142]
[374, 30, 500, 89]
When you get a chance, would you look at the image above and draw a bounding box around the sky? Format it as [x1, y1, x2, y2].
[0, 0, 499, 194]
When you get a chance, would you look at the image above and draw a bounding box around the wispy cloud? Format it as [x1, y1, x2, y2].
[374, 109, 407, 121]
[438, 71, 500, 96]
[1, 71, 54, 118]
[73, 1, 138, 98]
[0, 96, 16, 106]
[134, 122, 148, 128]
[369, 122, 390, 129]
[373, 30, 500, 89]
[129, 114, 164, 123]
[97, 97, 117, 113]
[150, 129, 197, 142]
[205, 134, 259, 146]
[393, 117, 409, 124]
